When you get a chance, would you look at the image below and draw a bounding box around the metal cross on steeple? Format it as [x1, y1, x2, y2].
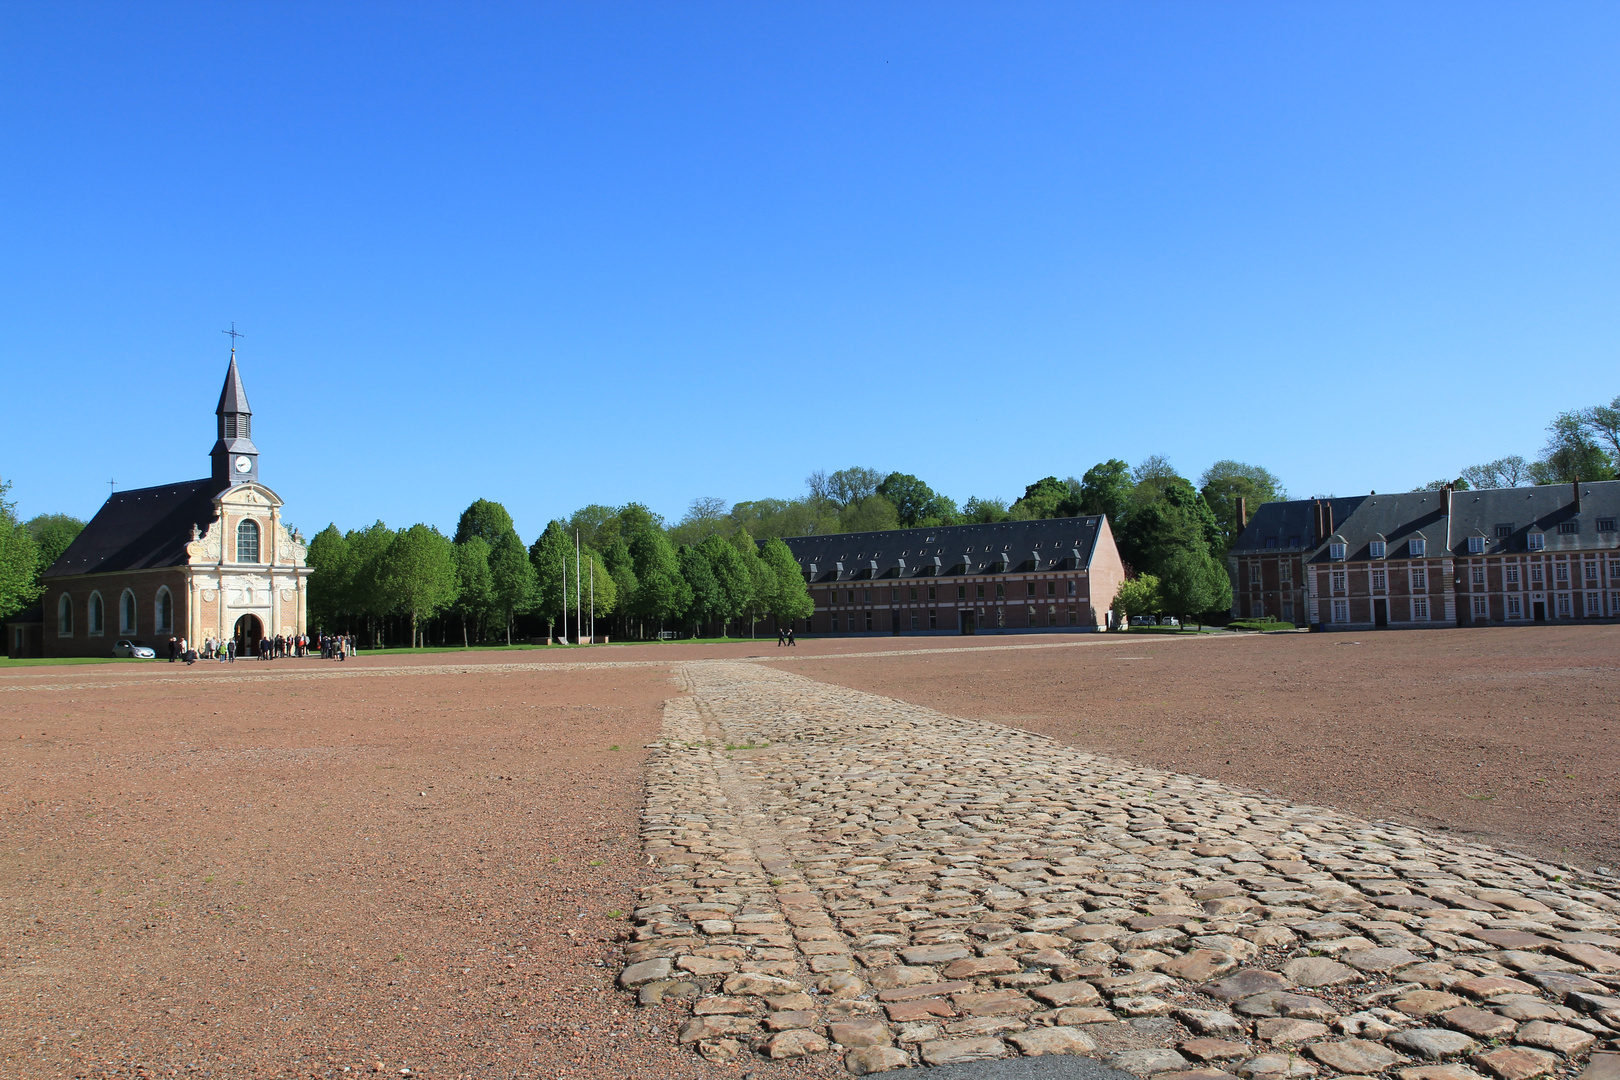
[222, 322, 244, 355]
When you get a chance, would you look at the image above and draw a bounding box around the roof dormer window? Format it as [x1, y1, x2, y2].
[1467, 536, 1485, 554]
[1528, 533, 1545, 551]
[1329, 543, 1346, 561]
[1408, 538, 1426, 557]
[1369, 541, 1386, 558]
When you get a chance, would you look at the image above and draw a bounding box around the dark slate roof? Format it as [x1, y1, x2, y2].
[1230, 496, 1367, 554]
[4, 603, 43, 626]
[43, 479, 221, 578]
[217, 354, 251, 415]
[1310, 490, 1449, 563]
[781, 517, 1109, 582]
[1448, 480, 1620, 556]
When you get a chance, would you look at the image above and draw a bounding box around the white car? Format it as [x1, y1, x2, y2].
[113, 639, 156, 659]
[1160, 616, 1181, 628]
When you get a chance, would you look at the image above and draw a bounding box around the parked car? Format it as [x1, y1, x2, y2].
[1160, 616, 1180, 627]
[1132, 615, 1156, 627]
[113, 639, 156, 659]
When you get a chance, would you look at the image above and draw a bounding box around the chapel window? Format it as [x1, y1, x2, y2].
[89, 592, 104, 634]
[237, 519, 261, 563]
[59, 593, 74, 636]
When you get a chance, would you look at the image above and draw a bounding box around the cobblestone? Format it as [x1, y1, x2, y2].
[628, 661, 1620, 1074]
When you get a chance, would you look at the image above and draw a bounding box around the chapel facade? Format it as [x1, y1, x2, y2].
[28, 353, 311, 658]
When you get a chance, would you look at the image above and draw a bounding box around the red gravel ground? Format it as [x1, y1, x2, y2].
[778, 623, 1620, 875]
[0, 658, 840, 1080]
[4, 625, 1617, 1079]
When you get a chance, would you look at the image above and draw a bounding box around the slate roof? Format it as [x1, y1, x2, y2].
[1231, 481, 1620, 564]
[781, 517, 1109, 582]
[43, 479, 221, 578]
[1230, 496, 1367, 554]
[217, 354, 252, 415]
[1448, 480, 1620, 556]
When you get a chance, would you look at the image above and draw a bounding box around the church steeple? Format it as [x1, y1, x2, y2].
[210, 349, 260, 489]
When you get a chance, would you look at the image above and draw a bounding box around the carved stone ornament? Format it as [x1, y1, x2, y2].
[187, 518, 223, 562]
[201, 589, 216, 602]
[279, 588, 294, 602]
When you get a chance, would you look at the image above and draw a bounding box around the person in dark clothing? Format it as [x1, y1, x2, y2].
[787, 626, 796, 646]
[777, 627, 786, 646]
[167, 636, 179, 662]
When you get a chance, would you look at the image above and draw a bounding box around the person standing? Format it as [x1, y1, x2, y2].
[226, 638, 236, 663]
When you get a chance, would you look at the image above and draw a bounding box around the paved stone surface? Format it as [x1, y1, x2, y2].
[628, 661, 1620, 1074]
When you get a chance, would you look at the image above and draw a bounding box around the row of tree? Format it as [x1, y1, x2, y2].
[304, 499, 816, 646]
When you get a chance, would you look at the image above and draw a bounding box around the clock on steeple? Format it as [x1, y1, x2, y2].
[210, 349, 260, 489]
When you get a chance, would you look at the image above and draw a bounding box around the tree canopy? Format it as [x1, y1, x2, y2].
[0, 478, 41, 620]
[1200, 460, 1285, 553]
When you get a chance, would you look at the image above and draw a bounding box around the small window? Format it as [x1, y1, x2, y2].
[1372, 569, 1387, 592]
[1026, 582, 1037, 597]
[928, 611, 937, 630]
[1507, 595, 1522, 618]
[909, 587, 917, 601]
[1531, 565, 1544, 583]
[1408, 538, 1426, 557]
[1506, 565, 1520, 584]
[236, 518, 261, 563]
[1288, 535, 1301, 547]
[1329, 543, 1346, 561]
[957, 585, 966, 600]
[1555, 563, 1568, 582]
[58, 593, 74, 636]
[1586, 593, 1601, 615]
[1332, 571, 1346, 592]
[1585, 561, 1598, 581]
[1557, 521, 1579, 535]
[1597, 518, 1617, 533]
[891, 588, 900, 601]
[1471, 565, 1485, 585]
[1264, 537, 1278, 550]
[1369, 541, 1386, 558]
[1047, 581, 1056, 596]
[1467, 536, 1485, 554]
[1332, 599, 1349, 623]
[120, 590, 137, 634]
[1249, 564, 1261, 584]
[846, 589, 855, 603]
[1528, 533, 1545, 551]
[927, 586, 936, 601]
[1473, 596, 1487, 617]
[1411, 568, 1428, 591]
[976, 584, 985, 599]
[156, 588, 173, 633]
[995, 583, 1005, 599]
[1412, 596, 1429, 620]
[88, 591, 104, 635]
[1495, 523, 1514, 538]
[1067, 580, 1076, 596]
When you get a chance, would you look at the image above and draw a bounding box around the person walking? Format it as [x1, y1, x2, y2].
[787, 625, 796, 646]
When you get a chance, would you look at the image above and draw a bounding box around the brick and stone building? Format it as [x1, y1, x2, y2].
[1229, 480, 1619, 630]
[9, 351, 312, 659]
[780, 516, 1126, 636]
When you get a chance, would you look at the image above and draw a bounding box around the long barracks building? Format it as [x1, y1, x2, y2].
[781, 516, 1126, 636]
[1229, 479, 1620, 630]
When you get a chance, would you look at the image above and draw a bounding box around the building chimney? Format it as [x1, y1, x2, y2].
[1324, 502, 1333, 537]
[1312, 500, 1324, 545]
[1573, 477, 1581, 513]
[1237, 497, 1248, 529]
[1441, 484, 1452, 516]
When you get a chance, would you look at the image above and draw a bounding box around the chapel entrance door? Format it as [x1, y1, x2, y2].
[234, 614, 264, 657]
[1373, 599, 1388, 627]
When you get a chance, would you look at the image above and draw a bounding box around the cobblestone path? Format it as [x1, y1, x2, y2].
[623, 661, 1620, 1079]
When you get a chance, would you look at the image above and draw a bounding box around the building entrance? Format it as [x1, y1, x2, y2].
[959, 609, 976, 635]
[1533, 600, 1547, 622]
[234, 614, 264, 657]
[1373, 599, 1388, 627]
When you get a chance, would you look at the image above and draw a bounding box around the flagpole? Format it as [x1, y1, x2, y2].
[589, 557, 595, 644]
[575, 531, 582, 646]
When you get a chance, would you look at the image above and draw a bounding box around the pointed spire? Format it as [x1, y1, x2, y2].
[216, 349, 252, 417]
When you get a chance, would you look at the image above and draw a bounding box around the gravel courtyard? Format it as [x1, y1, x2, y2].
[2, 628, 1617, 1080]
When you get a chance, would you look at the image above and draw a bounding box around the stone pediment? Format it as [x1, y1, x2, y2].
[217, 482, 284, 511]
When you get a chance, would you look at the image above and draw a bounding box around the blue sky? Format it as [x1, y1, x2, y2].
[3, 3, 1617, 541]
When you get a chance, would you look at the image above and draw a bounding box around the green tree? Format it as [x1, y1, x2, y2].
[730, 529, 776, 635]
[1077, 459, 1133, 524]
[452, 536, 495, 646]
[810, 467, 885, 509]
[1583, 395, 1620, 465]
[961, 496, 1010, 524]
[1156, 545, 1231, 629]
[1459, 456, 1530, 489]
[627, 524, 689, 635]
[877, 473, 958, 527]
[678, 543, 722, 635]
[383, 524, 459, 648]
[758, 537, 814, 624]
[453, 498, 517, 547]
[489, 530, 535, 645]
[603, 536, 639, 632]
[839, 494, 899, 533]
[699, 533, 752, 635]
[345, 521, 396, 642]
[306, 524, 354, 630]
[24, 514, 84, 580]
[1117, 477, 1222, 582]
[0, 478, 41, 620]
[1529, 411, 1615, 484]
[730, 497, 840, 539]
[1111, 575, 1162, 620]
[669, 497, 730, 547]
[568, 504, 623, 551]
[1010, 476, 1074, 520]
[1199, 460, 1286, 553]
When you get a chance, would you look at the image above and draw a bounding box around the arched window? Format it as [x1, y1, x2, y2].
[237, 519, 260, 563]
[88, 591, 104, 635]
[58, 593, 74, 636]
[120, 590, 137, 634]
[156, 587, 173, 633]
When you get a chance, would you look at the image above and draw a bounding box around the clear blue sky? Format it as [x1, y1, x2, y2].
[3, 3, 1617, 541]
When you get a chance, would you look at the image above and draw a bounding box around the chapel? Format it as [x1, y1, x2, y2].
[21, 351, 311, 658]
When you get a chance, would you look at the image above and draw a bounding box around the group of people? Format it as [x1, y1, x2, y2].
[775, 626, 797, 646]
[161, 632, 357, 664]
